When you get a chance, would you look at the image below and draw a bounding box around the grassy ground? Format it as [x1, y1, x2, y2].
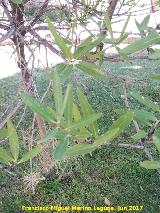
[0, 60, 160, 213]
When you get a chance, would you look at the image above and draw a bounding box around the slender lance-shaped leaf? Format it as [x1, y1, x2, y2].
[140, 15, 150, 30]
[49, 63, 66, 79]
[76, 61, 106, 80]
[115, 14, 131, 45]
[53, 70, 63, 117]
[104, 14, 113, 38]
[131, 130, 147, 141]
[18, 146, 42, 164]
[133, 110, 157, 123]
[110, 112, 134, 133]
[140, 160, 160, 169]
[94, 128, 120, 146]
[115, 109, 157, 125]
[135, 15, 150, 32]
[72, 103, 81, 122]
[63, 83, 73, 124]
[21, 93, 56, 123]
[54, 137, 69, 160]
[0, 129, 8, 140]
[120, 13, 131, 38]
[49, 63, 73, 82]
[71, 18, 77, 33]
[135, 20, 141, 33]
[39, 129, 66, 144]
[150, 74, 160, 80]
[116, 33, 128, 45]
[78, 36, 93, 48]
[74, 36, 105, 59]
[7, 120, 19, 162]
[72, 102, 92, 139]
[64, 144, 96, 158]
[153, 136, 160, 153]
[60, 64, 73, 81]
[77, 88, 98, 136]
[71, 128, 91, 140]
[0, 147, 14, 164]
[66, 113, 102, 131]
[11, 0, 23, 4]
[46, 17, 73, 59]
[130, 92, 160, 112]
[119, 32, 160, 56]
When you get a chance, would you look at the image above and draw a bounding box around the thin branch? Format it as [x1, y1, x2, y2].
[0, 24, 15, 43]
[27, 0, 50, 29]
[0, 101, 22, 129]
[29, 28, 65, 60]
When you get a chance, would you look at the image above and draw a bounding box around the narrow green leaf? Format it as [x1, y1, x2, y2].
[135, 20, 142, 33]
[39, 129, 65, 144]
[72, 103, 81, 122]
[150, 74, 160, 80]
[53, 70, 63, 117]
[116, 33, 128, 45]
[140, 160, 160, 169]
[98, 50, 104, 66]
[110, 112, 134, 132]
[153, 136, 160, 153]
[18, 146, 42, 164]
[62, 37, 72, 45]
[60, 64, 73, 81]
[115, 109, 156, 125]
[11, 0, 23, 4]
[71, 18, 77, 33]
[133, 110, 157, 125]
[119, 32, 160, 56]
[49, 63, 73, 82]
[63, 84, 73, 124]
[141, 15, 150, 29]
[94, 128, 120, 146]
[120, 14, 131, 37]
[74, 36, 105, 59]
[21, 93, 56, 123]
[7, 121, 19, 161]
[46, 17, 72, 59]
[115, 13, 130, 45]
[78, 36, 93, 48]
[64, 144, 96, 157]
[49, 63, 67, 79]
[54, 137, 69, 160]
[71, 128, 91, 139]
[66, 113, 102, 131]
[131, 130, 147, 140]
[77, 88, 98, 136]
[104, 14, 113, 38]
[136, 15, 150, 32]
[76, 61, 106, 80]
[131, 92, 160, 112]
[0, 147, 14, 164]
[0, 129, 8, 140]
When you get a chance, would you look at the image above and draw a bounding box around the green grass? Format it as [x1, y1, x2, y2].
[0, 60, 160, 213]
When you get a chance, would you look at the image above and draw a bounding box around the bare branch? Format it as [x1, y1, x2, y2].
[27, 0, 50, 28]
[29, 28, 65, 60]
[0, 101, 22, 129]
[0, 24, 15, 43]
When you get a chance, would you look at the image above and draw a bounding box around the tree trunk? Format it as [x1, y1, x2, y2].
[9, 1, 52, 174]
